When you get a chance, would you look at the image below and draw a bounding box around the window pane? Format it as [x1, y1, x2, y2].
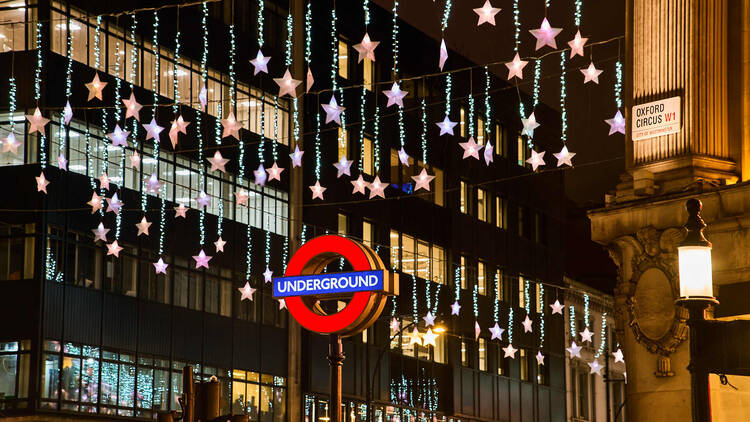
[402, 235, 415, 276]
[0, 354, 17, 398]
[41, 354, 60, 400]
[478, 339, 487, 371]
[338, 39, 348, 79]
[477, 261, 486, 295]
[431, 245, 445, 285]
[363, 137, 374, 175]
[416, 240, 430, 281]
[389, 230, 400, 269]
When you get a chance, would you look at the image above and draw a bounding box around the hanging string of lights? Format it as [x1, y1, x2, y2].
[569, 305, 577, 339]
[113, 40, 124, 240]
[257, 0, 264, 48]
[420, 99, 427, 164]
[484, 66, 491, 143]
[594, 312, 607, 358]
[373, 104, 380, 172]
[35, 22, 45, 170]
[392, 1, 405, 150]
[614, 60, 622, 108]
[539, 284, 545, 348]
[59, 18, 73, 170]
[151, 11, 166, 257]
[583, 293, 590, 328]
[493, 272, 500, 323]
[560, 52, 568, 144]
[574, 0, 583, 27]
[508, 308, 514, 345]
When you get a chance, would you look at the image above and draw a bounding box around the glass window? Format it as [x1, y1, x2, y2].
[496, 344, 509, 376]
[460, 256, 467, 290]
[495, 123, 507, 158]
[416, 240, 430, 281]
[0, 4, 28, 52]
[461, 341, 469, 367]
[459, 107, 467, 137]
[477, 116, 486, 145]
[337, 213, 348, 236]
[362, 136, 374, 175]
[519, 349, 530, 381]
[338, 127, 349, 161]
[363, 58, 374, 91]
[362, 221, 374, 248]
[338, 39, 349, 79]
[576, 370, 589, 418]
[518, 277, 527, 309]
[477, 189, 488, 222]
[478, 339, 487, 371]
[517, 134, 526, 166]
[402, 235, 415, 276]
[433, 168, 444, 206]
[431, 245, 445, 285]
[495, 268, 505, 302]
[0, 340, 30, 402]
[389, 230, 400, 269]
[477, 261, 486, 295]
[460, 181, 468, 214]
[495, 196, 506, 229]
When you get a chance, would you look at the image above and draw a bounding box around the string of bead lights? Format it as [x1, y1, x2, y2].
[559, 51, 568, 144]
[569, 305, 577, 338]
[35, 22, 46, 170]
[151, 11, 166, 257]
[113, 40, 124, 240]
[484, 66, 491, 145]
[595, 312, 607, 358]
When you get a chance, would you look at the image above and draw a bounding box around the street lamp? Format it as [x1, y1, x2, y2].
[676, 198, 718, 422]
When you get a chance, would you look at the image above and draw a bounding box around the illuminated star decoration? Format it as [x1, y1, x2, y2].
[250, 49, 271, 75]
[536, 351, 545, 365]
[459, 137, 482, 160]
[129, 150, 141, 169]
[333, 156, 353, 178]
[409, 327, 422, 346]
[238, 282, 256, 301]
[422, 328, 438, 347]
[397, 147, 410, 166]
[522, 315, 533, 333]
[122, 91, 142, 121]
[321, 95, 346, 125]
[436, 115, 458, 136]
[423, 312, 436, 327]
[221, 111, 241, 140]
[613, 349, 625, 364]
[451, 301, 461, 315]
[144, 173, 162, 194]
[390, 317, 400, 332]
[278, 298, 287, 310]
[581, 62, 604, 84]
[143, 118, 164, 141]
[87, 192, 103, 213]
[382, 82, 408, 108]
[106, 240, 123, 257]
[529, 18, 563, 50]
[554, 146, 576, 167]
[289, 145, 304, 167]
[199, 84, 208, 108]
[192, 250, 213, 269]
[234, 190, 249, 206]
[353, 33, 379, 62]
[135, 216, 152, 236]
[263, 267, 274, 283]
[483, 142, 494, 166]
[489, 323, 504, 340]
[526, 150, 546, 171]
[438, 38, 448, 71]
[505, 53, 528, 80]
[266, 162, 284, 182]
[195, 190, 211, 208]
[588, 359, 603, 375]
[169, 115, 190, 148]
[368, 176, 386, 199]
[98, 173, 110, 191]
[351, 175, 368, 194]
[174, 203, 188, 218]
[473, 0, 501, 26]
[306, 67, 315, 93]
[2, 132, 20, 155]
[474, 321, 481, 340]
[605, 110, 626, 135]
[92, 223, 109, 243]
[154, 258, 168, 275]
[57, 154, 67, 170]
[85, 72, 107, 101]
[107, 193, 123, 214]
[411, 168, 435, 192]
[568, 30, 588, 58]
[63, 100, 73, 125]
[274, 69, 302, 98]
[107, 124, 130, 147]
[550, 299, 565, 315]
[253, 164, 267, 186]
[521, 112, 541, 138]
[310, 181, 326, 200]
[503, 344, 518, 358]
[207, 150, 229, 173]
[214, 237, 226, 253]
[566, 341, 582, 359]
[580, 327, 594, 343]
[26, 108, 50, 136]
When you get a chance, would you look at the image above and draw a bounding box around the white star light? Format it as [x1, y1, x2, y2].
[554, 146, 576, 167]
[91, 223, 109, 243]
[521, 112, 541, 138]
[129, 150, 141, 169]
[143, 118, 164, 141]
[278, 298, 287, 310]
[333, 156, 353, 178]
[154, 258, 169, 274]
[266, 162, 284, 181]
[306, 67, 315, 93]
[411, 168, 435, 192]
[85, 73, 107, 101]
[397, 147, 410, 166]
[550, 299, 565, 315]
[473, 0, 501, 26]
[409, 327, 422, 346]
[321, 95, 346, 125]
[353, 33, 379, 62]
[503, 344, 518, 358]
[250, 49, 271, 75]
[588, 359, 603, 375]
[106, 240, 123, 257]
[221, 111, 241, 140]
[274, 69, 302, 98]
[263, 267, 274, 283]
[459, 137, 482, 160]
[122, 91, 142, 121]
[57, 154, 68, 170]
[382, 82, 408, 108]
[436, 115, 458, 136]
[199, 84, 208, 108]
[195, 190, 211, 208]
[98, 173, 110, 191]
[254, 164, 267, 186]
[423, 312, 436, 327]
[234, 190, 249, 206]
[135, 216, 152, 236]
[63, 101, 73, 125]
[390, 317, 400, 332]
[351, 175, 368, 195]
[489, 323, 505, 340]
[529, 18, 562, 50]
[568, 30, 588, 58]
[107, 124, 130, 147]
[526, 150, 546, 171]
[536, 351, 545, 365]
[26, 108, 50, 136]
[144, 173, 162, 194]
[367, 176, 386, 199]
[2, 132, 20, 155]
[214, 237, 226, 253]
[423, 328, 438, 347]
[238, 282, 256, 301]
[192, 249, 213, 269]
[310, 181, 326, 200]
[567, 341, 583, 359]
[483, 142, 494, 166]
[580, 327, 594, 343]
[106, 193, 123, 214]
[207, 150, 230, 173]
[87, 192, 103, 213]
[613, 348, 625, 364]
[522, 315, 533, 333]
[439, 38, 448, 70]
[505, 53, 528, 80]
[581, 62, 604, 84]
[451, 301, 461, 316]
[474, 320, 481, 340]
[605, 110, 626, 135]
[174, 203, 188, 218]
[289, 145, 304, 168]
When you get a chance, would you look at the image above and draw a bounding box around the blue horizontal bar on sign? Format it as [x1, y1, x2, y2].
[272, 270, 385, 298]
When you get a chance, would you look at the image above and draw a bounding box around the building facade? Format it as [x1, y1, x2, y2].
[0, 0, 569, 421]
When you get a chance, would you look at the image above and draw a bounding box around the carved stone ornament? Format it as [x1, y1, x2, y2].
[609, 226, 689, 377]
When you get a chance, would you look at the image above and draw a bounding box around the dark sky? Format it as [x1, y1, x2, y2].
[372, 0, 626, 207]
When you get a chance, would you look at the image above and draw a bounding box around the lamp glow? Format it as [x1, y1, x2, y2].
[678, 245, 713, 298]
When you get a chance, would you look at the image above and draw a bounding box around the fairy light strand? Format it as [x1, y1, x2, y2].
[59, 18, 73, 171]
[420, 99, 427, 164]
[445, 74, 452, 116]
[472, 284, 479, 318]
[508, 308, 514, 345]
[151, 11, 166, 256]
[569, 305, 577, 339]
[583, 293, 590, 328]
[468, 91, 475, 138]
[595, 312, 607, 358]
[285, 12, 293, 67]
[574, 0, 583, 27]
[412, 275, 418, 321]
[304, 1, 312, 64]
[484, 66, 491, 141]
[359, 85, 367, 172]
[560, 52, 567, 143]
[35, 22, 46, 169]
[539, 284, 545, 348]
[273, 96, 279, 160]
[440, 0, 452, 32]
[373, 106, 380, 172]
[257, 0, 264, 48]
[114, 41, 124, 239]
[614, 60, 623, 108]
[493, 271, 499, 323]
[392, 1, 405, 149]
[513, 0, 521, 52]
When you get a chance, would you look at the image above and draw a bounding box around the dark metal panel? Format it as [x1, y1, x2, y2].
[43, 281, 63, 340]
[171, 307, 202, 363]
[549, 355, 566, 390]
[520, 382, 534, 422]
[233, 320, 259, 371]
[508, 380, 520, 422]
[0, 280, 39, 340]
[460, 367, 474, 416]
[138, 301, 171, 357]
[308, 333, 329, 394]
[203, 314, 232, 368]
[260, 325, 288, 376]
[496, 377, 510, 422]
[478, 372, 493, 419]
[550, 384, 566, 422]
[537, 387, 551, 422]
[63, 285, 102, 345]
[101, 293, 137, 351]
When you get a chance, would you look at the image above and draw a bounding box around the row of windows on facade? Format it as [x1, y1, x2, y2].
[569, 364, 626, 422]
[0, 339, 287, 420]
[0, 115, 290, 238]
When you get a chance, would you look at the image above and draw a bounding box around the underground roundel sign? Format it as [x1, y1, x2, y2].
[273, 235, 398, 337]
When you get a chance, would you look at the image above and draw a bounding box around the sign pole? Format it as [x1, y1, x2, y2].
[328, 334, 345, 422]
